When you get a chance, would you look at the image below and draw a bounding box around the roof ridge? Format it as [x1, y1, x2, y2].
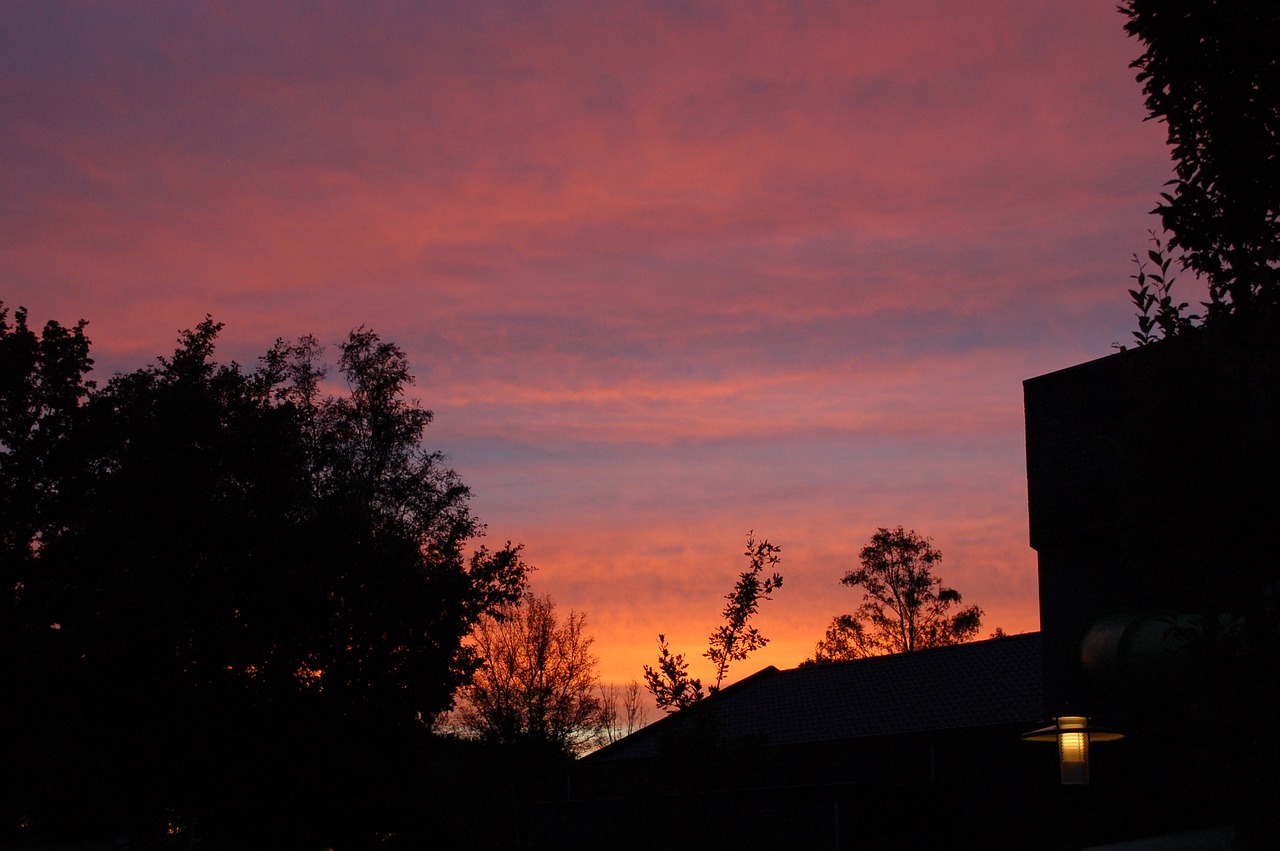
[781, 630, 1041, 674]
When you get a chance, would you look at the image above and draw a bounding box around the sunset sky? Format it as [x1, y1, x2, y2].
[3, 1, 1174, 688]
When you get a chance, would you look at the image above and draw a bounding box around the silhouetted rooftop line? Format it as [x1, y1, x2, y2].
[591, 632, 1043, 761]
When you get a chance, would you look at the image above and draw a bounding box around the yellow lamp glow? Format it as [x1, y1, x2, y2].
[1056, 716, 1090, 784]
[1022, 715, 1122, 785]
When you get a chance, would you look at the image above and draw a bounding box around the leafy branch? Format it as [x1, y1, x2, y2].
[1126, 231, 1201, 347]
[643, 532, 783, 712]
[642, 634, 704, 712]
[705, 533, 783, 693]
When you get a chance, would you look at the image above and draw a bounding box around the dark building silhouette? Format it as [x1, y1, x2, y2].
[1024, 316, 1279, 847]
[553, 634, 1051, 850]
[1026, 319, 1278, 718]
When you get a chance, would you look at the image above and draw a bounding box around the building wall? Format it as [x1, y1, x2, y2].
[1023, 315, 1280, 843]
[1024, 318, 1278, 715]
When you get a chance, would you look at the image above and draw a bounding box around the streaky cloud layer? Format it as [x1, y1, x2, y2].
[2, 1, 1171, 684]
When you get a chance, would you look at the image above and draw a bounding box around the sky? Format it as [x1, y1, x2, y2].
[2, 0, 1173, 689]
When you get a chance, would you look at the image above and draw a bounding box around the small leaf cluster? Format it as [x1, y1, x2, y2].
[1127, 231, 1201, 347]
[643, 633, 704, 712]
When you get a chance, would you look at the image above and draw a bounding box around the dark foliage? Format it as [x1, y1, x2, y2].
[644, 533, 782, 712]
[643, 633, 704, 712]
[1126, 231, 1200, 346]
[1, 303, 94, 597]
[704, 534, 782, 692]
[811, 526, 982, 661]
[1, 308, 529, 848]
[1121, 0, 1280, 316]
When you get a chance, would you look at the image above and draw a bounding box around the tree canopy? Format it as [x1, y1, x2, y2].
[452, 592, 608, 755]
[811, 527, 982, 661]
[1121, 0, 1280, 315]
[1, 307, 529, 846]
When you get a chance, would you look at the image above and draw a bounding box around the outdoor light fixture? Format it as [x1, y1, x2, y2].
[1022, 715, 1123, 785]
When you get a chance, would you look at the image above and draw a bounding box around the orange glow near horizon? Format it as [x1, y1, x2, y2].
[4, 1, 1172, 690]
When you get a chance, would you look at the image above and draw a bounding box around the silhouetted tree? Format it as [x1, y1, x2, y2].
[810, 613, 872, 663]
[0, 303, 97, 841]
[705, 534, 783, 692]
[1121, 0, 1280, 315]
[811, 527, 982, 661]
[453, 592, 608, 755]
[645, 533, 783, 711]
[0, 302, 94, 592]
[644, 633, 705, 712]
[601, 678, 649, 742]
[2, 315, 528, 847]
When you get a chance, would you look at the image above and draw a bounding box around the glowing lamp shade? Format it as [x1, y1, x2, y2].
[1056, 716, 1090, 785]
[1022, 715, 1122, 785]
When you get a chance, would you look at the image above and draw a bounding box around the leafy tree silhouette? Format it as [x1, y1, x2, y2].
[1121, 0, 1280, 317]
[2, 314, 528, 847]
[645, 533, 782, 711]
[811, 526, 982, 661]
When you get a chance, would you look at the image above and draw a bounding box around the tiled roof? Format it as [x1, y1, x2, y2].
[590, 632, 1043, 761]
